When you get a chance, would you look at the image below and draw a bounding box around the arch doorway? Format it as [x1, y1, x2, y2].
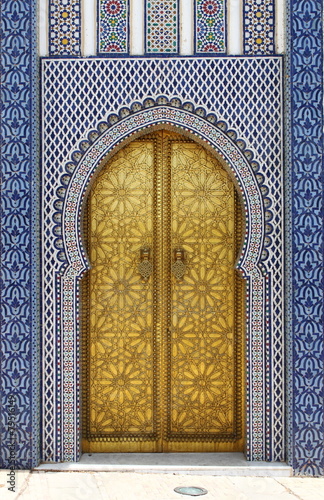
[81, 130, 245, 453]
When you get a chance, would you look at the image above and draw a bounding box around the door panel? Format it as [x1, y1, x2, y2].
[83, 140, 161, 451]
[82, 131, 244, 453]
[165, 141, 240, 451]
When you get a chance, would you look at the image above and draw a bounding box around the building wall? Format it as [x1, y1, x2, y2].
[0, 0, 323, 475]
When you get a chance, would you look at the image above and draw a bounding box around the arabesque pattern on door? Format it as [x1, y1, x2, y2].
[82, 131, 243, 452]
[83, 140, 157, 443]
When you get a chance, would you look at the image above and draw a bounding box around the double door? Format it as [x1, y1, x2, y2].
[82, 130, 244, 452]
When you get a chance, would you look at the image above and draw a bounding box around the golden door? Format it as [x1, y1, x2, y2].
[82, 130, 244, 452]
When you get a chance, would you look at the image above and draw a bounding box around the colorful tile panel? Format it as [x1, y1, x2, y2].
[195, 0, 226, 53]
[1, 0, 40, 468]
[49, 0, 81, 55]
[243, 0, 275, 54]
[99, 0, 129, 53]
[146, 0, 178, 53]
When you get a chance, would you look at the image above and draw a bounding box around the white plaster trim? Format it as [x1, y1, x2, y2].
[130, 0, 145, 55]
[39, 0, 48, 56]
[82, 0, 96, 56]
[276, 0, 285, 54]
[180, 0, 194, 55]
[228, 0, 243, 54]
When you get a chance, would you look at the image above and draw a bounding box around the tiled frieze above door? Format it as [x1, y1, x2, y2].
[47, 0, 276, 56]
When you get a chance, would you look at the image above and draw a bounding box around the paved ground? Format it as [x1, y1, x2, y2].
[1, 470, 324, 500]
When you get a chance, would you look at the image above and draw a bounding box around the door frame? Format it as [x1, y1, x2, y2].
[46, 101, 284, 462]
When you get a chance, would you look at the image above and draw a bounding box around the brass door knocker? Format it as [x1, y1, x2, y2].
[172, 248, 186, 280]
[138, 247, 153, 281]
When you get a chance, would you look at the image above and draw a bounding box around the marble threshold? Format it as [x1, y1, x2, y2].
[35, 453, 292, 476]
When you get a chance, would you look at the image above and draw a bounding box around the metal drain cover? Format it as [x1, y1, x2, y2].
[174, 486, 208, 496]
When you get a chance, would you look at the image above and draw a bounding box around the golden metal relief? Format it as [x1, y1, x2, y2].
[167, 142, 238, 440]
[83, 141, 158, 444]
[82, 131, 244, 453]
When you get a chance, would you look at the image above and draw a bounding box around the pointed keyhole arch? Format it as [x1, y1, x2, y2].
[55, 105, 268, 461]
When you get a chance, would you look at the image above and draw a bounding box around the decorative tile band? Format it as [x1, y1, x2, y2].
[286, 0, 324, 476]
[49, 0, 81, 55]
[146, 0, 179, 53]
[243, 0, 275, 55]
[98, 0, 129, 53]
[195, 0, 226, 53]
[1, 0, 40, 468]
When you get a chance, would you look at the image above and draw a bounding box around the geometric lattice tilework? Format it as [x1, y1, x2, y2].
[98, 0, 129, 53]
[243, 0, 275, 54]
[146, 0, 178, 53]
[195, 0, 226, 53]
[285, 0, 324, 476]
[41, 57, 284, 462]
[1, 0, 40, 468]
[49, 0, 81, 55]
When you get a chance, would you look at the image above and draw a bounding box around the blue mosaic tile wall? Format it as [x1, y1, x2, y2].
[286, 0, 324, 476]
[0, 0, 40, 469]
[0, 0, 323, 475]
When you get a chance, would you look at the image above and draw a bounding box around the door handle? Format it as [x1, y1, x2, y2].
[138, 247, 153, 281]
[172, 248, 186, 280]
